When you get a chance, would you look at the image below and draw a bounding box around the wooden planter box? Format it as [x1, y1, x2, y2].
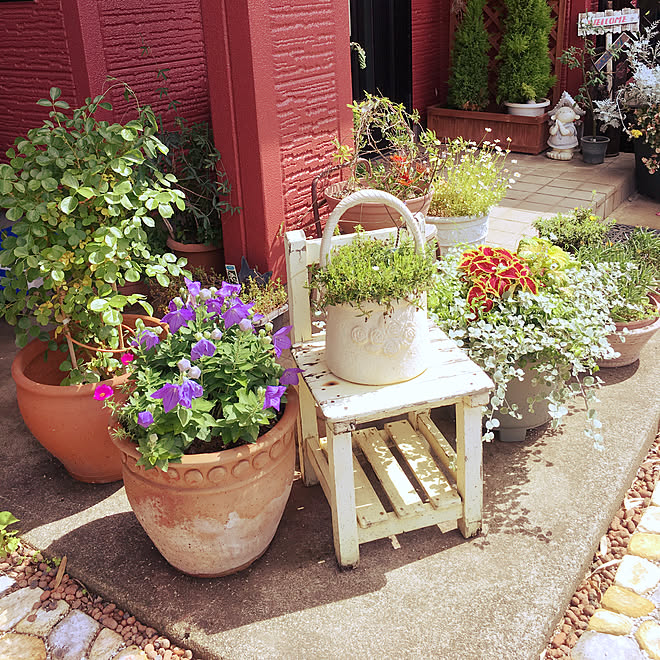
[427, 105, 549, 155]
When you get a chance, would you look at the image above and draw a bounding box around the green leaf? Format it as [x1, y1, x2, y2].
[76, 186, 95, 199]
[6, 207, 24, 221]
[51, 269, 64, 283]
[102, 308, 122, 325]
[41, 178, 58, 192]
[53, 100, 70, 109]
[36, 99, 51, 107]
[61, 172, 79, 188]
[59, 196, 78, 215]
[99, 102, 112, 111]
[177, 407, 192, 428]
[124, 268, 140, 282]
[120, 128, 136, 141]
[89, 298, 109, 312]
[158, 203, 173, 219]
[113, 181, 132, 195]
[156, 273, 169, 287]
[49, 87, 62, 101]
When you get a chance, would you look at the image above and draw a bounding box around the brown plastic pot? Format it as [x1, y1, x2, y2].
[597, 293, 660, 368]
[324, 183, 432, 233]
[166, 237, 224, 274]
[112, 388, 298, 577]
[11, 314, 162, 483]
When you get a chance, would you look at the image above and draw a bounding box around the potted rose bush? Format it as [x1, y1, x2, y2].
[429, 239, 618, 445]
[0, 85, 186, 482]
[110, 277, 300, 577]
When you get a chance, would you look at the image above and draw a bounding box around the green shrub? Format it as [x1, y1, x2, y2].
[447, 0, 490, 111]
[0, 512, 19, 558]
[534, 207, 615, 252]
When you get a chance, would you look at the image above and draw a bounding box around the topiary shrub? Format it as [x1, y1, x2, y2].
[496, 0, 556, 104]
[447, 0, 490, 111]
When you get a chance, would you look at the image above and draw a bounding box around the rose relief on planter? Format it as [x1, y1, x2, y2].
[109, 277, 299, 577]
[0, 85, 187, 482]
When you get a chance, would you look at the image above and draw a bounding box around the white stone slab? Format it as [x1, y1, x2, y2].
[48, 609, 100, 660]
[638, 507, 660, 534]
[0, 575, 15, 597]
[0, 586, 43, 631]
[15, 598, 69, 636]
[615, 554, 660, 595]
[89, 626, 124, 660]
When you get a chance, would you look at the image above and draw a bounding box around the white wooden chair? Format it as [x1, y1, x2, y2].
[285, 189, 494, 567]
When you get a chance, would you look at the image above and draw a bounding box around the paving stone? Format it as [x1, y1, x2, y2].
[630, 533, 660, 561]
[0, 586, 43, 631]
[0, 632, 47, 660]
[571, 630, 644, 659]
[89, 626, 124, 660]
[0, 575, 15, 597]
[638, 506, 660, 534]
[15, 598, 69, 635]
[651, 487, 660, 508]
[601, 585, 655, 617]
[586, 609, 633, 635]
[614, 555, 660, 594]
[114, 646, 149, 660]
[636, 620, 660, 660]
[48, 609, 100, 660]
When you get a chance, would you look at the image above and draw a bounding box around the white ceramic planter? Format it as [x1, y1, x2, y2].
[325, 300, 429, 385]
[504, 99, 550, 117]
[426, 212, 490, 256]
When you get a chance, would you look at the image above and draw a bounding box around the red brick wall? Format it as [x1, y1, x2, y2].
[411, 0, 450, 119]
[0, 0, 76, 157]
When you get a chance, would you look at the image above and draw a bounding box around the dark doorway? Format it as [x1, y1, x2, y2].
[350, 0, 413, 109]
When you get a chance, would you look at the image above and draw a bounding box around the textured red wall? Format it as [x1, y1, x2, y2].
[411, 0, 450, 118]
[202, 0, 353, 276]
[0, 0, 77, 157]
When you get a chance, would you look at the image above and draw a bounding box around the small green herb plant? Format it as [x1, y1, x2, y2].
[428, 134, 515, 217]
[534, 206, 615, 251]
[496, 0, 556, 104]
[447, 0, 490, 111]
[0, 85, 187, 384]
[0, 512, 20, 559]
[310, 230, 436, 314]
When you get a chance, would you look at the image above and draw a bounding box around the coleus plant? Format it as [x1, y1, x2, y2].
[109, 277, 300, 469]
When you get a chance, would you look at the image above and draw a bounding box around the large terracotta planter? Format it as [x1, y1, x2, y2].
[597, 294, 660, 368]
[166, 237, 224, 274]
[324, 182, 432, 233]
[11, 314, 161, 483]
[493, 364, 552, 442]
[112, 389, 298, 577]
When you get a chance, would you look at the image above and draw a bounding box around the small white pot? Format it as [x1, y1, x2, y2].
[504, 99, 550, 117]
[325, 300, 429, 385]
[426, 212, 490, 256]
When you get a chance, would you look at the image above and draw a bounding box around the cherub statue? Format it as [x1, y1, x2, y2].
[547, 92, 584, 160]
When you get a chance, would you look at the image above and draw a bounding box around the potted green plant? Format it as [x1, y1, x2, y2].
[311, 190, 436, 385]
[110, 277, 299, 577]
[533, 206, 615, 251]
[496, 0, 556, 116]
[429, 238, 618, 444]
[559, 36, 615, 164]
[0, 86, 186, 482]
[447, 0, 490, 112]
[427, 132, 516, 254]
[594, 23, 660, 197]
[325, 94, 438, 232]
[574, 230, 660, 368]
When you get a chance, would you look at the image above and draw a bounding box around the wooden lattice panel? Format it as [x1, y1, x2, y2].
[449, 0, 567, 104]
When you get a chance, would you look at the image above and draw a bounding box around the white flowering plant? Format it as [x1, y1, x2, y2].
[428, 238, 621, 447]
[594, 22, 660, 174]
[108, 277, 300, 469]
[427, 133, 517, 218]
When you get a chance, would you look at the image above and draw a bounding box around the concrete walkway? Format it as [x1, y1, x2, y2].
[0, 152, 659, 659]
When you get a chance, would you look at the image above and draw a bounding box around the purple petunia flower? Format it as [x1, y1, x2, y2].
[151, 383, 181, 413]
[272, 325, 292, 358]
[131, 329, 160, 350]
[218, 281, 241, 298]
[168, 297, 184, 312]
[137, 411, 154, 428]
[162, 305, 195, 333]
[263, 385, 286, 412]
[223, 300, 253, 329]
[238, 318, 253, 332]
[279, 367, 303, 386]
[185, 277, 201, 297]
[205, 297, 226, 316]
[191, 338, 216, 360]
[178, 378, 204, 408]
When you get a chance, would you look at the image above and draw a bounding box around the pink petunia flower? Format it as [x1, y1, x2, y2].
[93, 384, 114, 401]
[120, 352, 135, 365]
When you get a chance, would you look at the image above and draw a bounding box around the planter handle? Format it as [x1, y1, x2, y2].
[319, 189, 425, 269]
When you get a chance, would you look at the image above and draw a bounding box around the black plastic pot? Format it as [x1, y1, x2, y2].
[581, 136, 610, 165]
[634, 140, 660, 201]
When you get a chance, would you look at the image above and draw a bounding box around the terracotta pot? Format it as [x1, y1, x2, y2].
[493, 363, 552, 442]
[166, 237, 224, 274]
[323, 182, 432, 233]
[112, 389, 298, 577]
[597, 294, 660, 368]
[11, 314, 162, 483]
